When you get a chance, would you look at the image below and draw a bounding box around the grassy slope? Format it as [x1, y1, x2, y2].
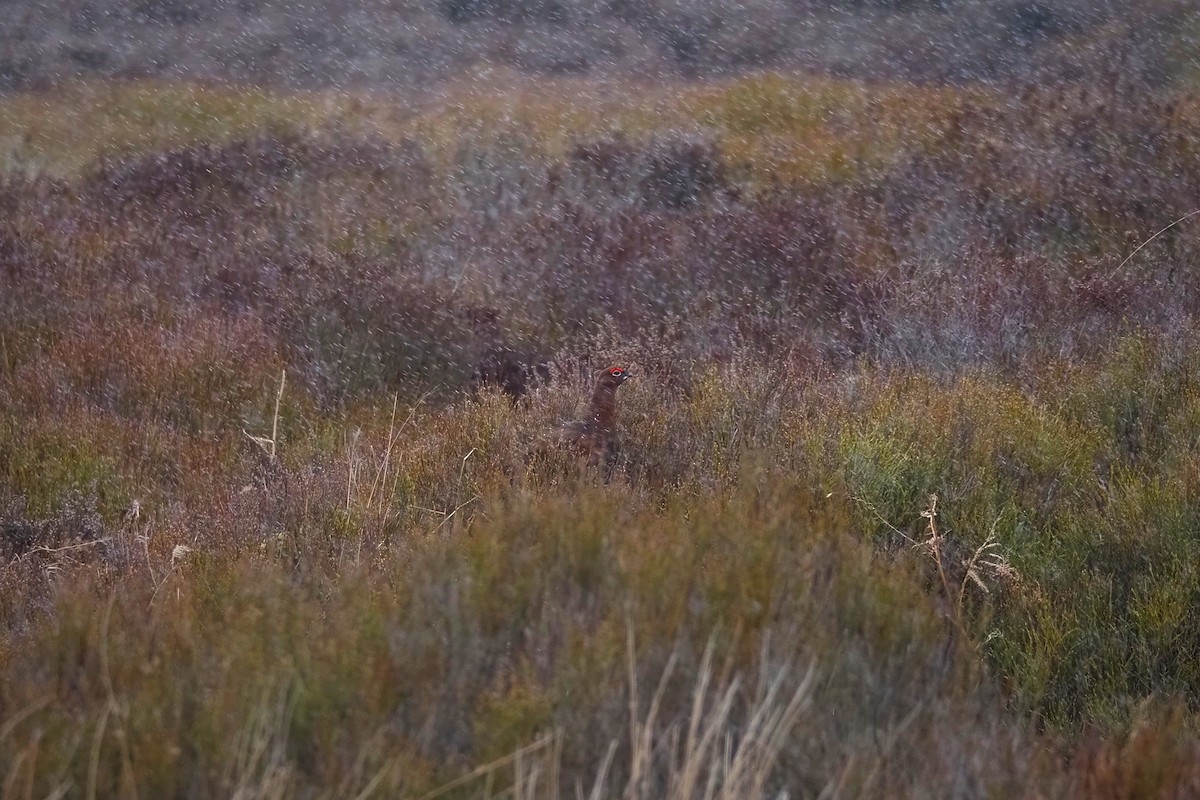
[3, 75, 1200, 797]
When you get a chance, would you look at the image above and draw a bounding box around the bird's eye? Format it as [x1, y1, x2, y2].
[611, 368, 623, 376]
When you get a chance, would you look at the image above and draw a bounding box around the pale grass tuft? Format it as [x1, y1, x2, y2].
[916, 494, 1018, 636]
[170, 545, 192, 567]
[423, 633, 816, 800]
[222, 680, 296, 800]
[961, 524, 1019, 595]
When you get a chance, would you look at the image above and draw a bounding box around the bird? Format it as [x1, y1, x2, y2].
[463, 306, 550, 403]
[563, 366, 633, 468]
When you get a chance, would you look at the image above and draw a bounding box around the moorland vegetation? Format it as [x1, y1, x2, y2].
[4, 2, 1200, 796]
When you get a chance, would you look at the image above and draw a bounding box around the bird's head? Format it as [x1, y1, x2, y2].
[598, 366, 632, 388]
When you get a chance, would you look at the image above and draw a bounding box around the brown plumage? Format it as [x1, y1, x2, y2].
[564, 366, 632, 467]
[464, 306, 550, 403]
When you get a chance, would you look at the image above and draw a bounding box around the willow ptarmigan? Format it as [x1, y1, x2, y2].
[464, 305, 550, 403]
[564, 366, 632, 467]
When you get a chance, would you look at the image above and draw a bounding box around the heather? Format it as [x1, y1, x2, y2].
[4, 66, 1200, 797]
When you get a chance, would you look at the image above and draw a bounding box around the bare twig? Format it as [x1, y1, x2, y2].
[846, 493, 919, 545]
[270, 368, 285, 462]
[1104, 208, 1200, 281]
[243, 368, 287, 462]
[431, 495, 479, 535]
[458, 448, 476, 484]
[13, 538, 111, 565]
[919, 494, 963, 636]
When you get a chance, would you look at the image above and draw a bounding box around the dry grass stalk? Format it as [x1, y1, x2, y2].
[421, 632, 814, 800]
[243, 369, 287, 463]
[917, 494, 1017, 638]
